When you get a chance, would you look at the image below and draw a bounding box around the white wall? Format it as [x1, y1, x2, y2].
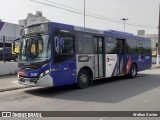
[0, 63, 18, 76]
[0, 22, 22, 41]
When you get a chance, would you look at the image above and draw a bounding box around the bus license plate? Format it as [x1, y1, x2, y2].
[25, 80, 30, 84]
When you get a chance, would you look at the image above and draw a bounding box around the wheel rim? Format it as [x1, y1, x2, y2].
[79, 74, 88, 84]
[132, 67, 136, 77]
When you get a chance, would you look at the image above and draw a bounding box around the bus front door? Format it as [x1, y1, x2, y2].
[117, 39, 126, 75]
[94, 37, 104, 78]
[53, 35, 75, 86]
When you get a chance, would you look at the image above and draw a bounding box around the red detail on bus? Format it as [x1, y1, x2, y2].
[19, 71, 26, 76]
[126, 56, 132, 74]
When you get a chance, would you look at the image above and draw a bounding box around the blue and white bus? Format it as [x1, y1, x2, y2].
[13, 22, 152, 88]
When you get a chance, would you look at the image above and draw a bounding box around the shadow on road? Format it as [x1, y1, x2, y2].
[25, 73, 160, 103]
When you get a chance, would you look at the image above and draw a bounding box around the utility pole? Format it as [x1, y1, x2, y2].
[121, 18, 128, 32]
[84, 0, 86, 28]
[157, 4, 160, 67]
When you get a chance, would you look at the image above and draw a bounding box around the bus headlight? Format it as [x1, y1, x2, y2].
[39, 69, 50, 78]
[45, 70, 50, 74]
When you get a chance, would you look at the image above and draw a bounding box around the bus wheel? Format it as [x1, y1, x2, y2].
[129, 64, 137, 78]
[77, 69, 90, 89]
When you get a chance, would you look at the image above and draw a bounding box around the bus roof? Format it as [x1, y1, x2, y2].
[24, 22, 150, 41]
[104, 30, 150, 41]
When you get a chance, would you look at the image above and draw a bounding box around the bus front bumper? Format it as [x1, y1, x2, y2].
[18, 74, 53, 87]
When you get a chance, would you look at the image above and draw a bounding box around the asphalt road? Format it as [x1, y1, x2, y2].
[0, 69, 160, 120]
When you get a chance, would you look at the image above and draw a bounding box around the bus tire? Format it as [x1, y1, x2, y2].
[77, 69, 90, 89]
[129, 64, 137, 78]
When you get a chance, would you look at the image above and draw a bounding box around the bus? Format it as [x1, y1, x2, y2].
[13, 22, 152, 89]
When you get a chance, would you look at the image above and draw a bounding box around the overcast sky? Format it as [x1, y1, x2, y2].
[0, 0, 159, 34]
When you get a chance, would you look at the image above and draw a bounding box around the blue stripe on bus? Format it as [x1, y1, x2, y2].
[112, 62, 117, 77]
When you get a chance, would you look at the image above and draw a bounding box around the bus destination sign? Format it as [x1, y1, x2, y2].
[21, 23, 48, 35]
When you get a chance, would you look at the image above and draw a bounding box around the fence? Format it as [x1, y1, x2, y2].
[0, 36, 18, 63]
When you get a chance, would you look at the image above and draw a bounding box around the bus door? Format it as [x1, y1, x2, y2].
[94, 36, 105, 78]
[117, 39, 126, 75]
[53, 35, 75, 86]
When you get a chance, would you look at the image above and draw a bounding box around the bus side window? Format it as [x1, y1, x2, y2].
[117, 40, 124, 54]
[105, 38, 117, 54]
[78, 33, 93, 54]
[59, 36, 74, 54]
[54, 35, 75, 63]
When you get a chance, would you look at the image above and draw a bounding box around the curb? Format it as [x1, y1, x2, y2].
[0, 85, 36, 92]
[151, 67, 160, 69]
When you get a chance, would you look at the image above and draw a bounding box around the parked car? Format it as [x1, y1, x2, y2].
[0, 47, 18, 61]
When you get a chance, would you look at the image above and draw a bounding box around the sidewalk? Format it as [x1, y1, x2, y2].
[0, 75, 35, 92]
[151, 64, 160, 69]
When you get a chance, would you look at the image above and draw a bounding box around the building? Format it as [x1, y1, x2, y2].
[137, 30, 145, 36]
[19, 11, 50, 26]
[0, 21, 22, 47]
[137, 30, 158, 49]
[144, 34, 158, 48]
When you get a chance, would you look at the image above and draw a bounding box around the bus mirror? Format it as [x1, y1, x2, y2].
[12, 38, 20, 54]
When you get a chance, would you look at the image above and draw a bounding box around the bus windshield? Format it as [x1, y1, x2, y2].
[20, 34, 51, 62]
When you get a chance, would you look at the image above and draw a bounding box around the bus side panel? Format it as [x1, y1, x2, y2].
[135, 54, 152, 71]
[126, 54, 144, 73]
[129, 54, 152, 72]
[76, 54, 95, 80]
[130, 54, 140, 70]
[51, 66, 59, 86]
[70, 57, 77, 84]
[50, 22, 77, 86]
[105, 54, 118, 77]
[143, 54, 152, 69]
[52, 57, 77, 86]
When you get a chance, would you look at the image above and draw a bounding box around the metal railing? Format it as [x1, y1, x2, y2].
[0, 36, 18, 63]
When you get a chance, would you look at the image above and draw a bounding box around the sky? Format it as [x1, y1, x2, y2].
[0, 0, 159, 34]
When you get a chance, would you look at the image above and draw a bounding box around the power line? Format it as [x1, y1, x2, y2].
[30, 0, 157, 29]
[43, 0, 128, 23]
[43, 0, 157, 28]
[30, 0, 123, 24]
[43, 0, 122, 22]
[44, 0, 84, 13]
[125, 21, 156, 29]
[30, 0, 83, 15]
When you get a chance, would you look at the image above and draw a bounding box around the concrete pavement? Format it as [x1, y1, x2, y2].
[0, 64, 159, 92]
[0, 75, 35, 92]
[0, 69, 160, 120]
